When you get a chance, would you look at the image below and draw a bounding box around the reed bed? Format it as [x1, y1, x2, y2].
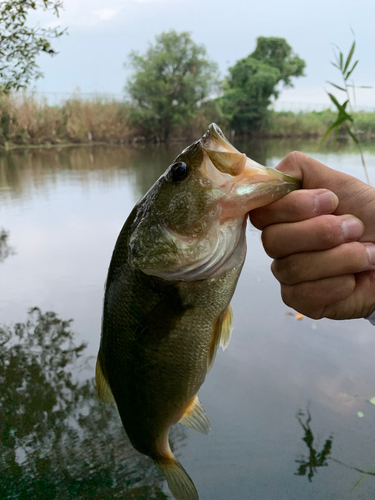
[1, 93, 374, 146]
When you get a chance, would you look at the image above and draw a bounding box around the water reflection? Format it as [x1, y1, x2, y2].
[0, 228, 14, 262]
[1, 139, 374, 203]
[0, 145, 184, 201]
[295, 409, 333, 482]
[0, 308, 184, 499]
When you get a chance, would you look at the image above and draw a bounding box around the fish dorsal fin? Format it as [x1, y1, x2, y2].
[207, 305, 233, 372]
[95, 350, 115, 404]
[179, 395, 210, 435]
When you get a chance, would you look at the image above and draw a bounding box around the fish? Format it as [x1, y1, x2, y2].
[96, 123, 300, 500]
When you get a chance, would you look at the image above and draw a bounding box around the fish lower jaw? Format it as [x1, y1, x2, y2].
[143, 217, 247, 282]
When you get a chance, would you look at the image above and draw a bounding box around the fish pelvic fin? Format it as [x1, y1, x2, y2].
[179, 395, 211, 435]
[220, 304, 233, 351]
[157, 456, 199, 500]
[207, 304, 233, 372]
[95, 349, 115, 404]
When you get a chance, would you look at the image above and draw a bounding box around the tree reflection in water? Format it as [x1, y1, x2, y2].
[0, 308, 182, 499]
[0, 228, 15, 262]
[295, 409, 333, 482]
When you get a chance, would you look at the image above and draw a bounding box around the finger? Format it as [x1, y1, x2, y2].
[274, 151, 360, 192]
[322, 271, 375, 320]
[262, 214, 364, 259]
[272, 152, 375, 233]
[250, 189, 339, 230]
[272, 242, 375, 285]
[280, 275, 356, 320]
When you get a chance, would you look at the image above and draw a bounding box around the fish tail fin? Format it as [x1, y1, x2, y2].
[156, 455, 199, 500]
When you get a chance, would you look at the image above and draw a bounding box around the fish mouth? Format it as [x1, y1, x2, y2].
[200, 123, 300, 218]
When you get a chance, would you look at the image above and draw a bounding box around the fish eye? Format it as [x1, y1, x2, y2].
[170, 162, 189, 182]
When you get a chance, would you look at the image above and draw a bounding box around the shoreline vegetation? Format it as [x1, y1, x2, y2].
[1, 93, 375, 150]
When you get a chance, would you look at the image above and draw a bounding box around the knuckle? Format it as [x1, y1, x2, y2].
[281, 284, 323, 320]
[343, 242, 367, 268]
[273, 255, 302, 285]
[261, 227, 278, 257]
[318, 217, 342, 248]
[286, 151, 307, 165]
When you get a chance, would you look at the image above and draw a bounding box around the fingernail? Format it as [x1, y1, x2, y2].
[314, 192, 339, 214]
[342, 216, 364, 241]
[366, 245, 375, 266]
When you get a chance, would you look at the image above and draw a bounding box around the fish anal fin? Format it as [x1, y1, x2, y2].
[207, 304, 233, 371]
[179, 395, 210, 435]
[95, 350, 115, 404]
[157, 456, 198, 500]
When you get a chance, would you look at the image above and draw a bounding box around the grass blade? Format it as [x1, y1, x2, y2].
[339, 50, 343, 70]
[326, 81, 346, 92]
[345, 60, 359, 81]
[321, 115, 350, 144]
[344, 40, 356, 74]
[327, 92, 341, 109]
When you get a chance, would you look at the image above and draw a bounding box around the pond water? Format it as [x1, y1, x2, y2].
[1, 139, 375, 499]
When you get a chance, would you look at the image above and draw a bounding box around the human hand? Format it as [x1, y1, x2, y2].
[250, 152, 375, 320]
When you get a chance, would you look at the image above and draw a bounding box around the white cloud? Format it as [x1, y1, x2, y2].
[93, 9, 117, 21]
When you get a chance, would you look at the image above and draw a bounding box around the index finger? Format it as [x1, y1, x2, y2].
[250, 188, 338, 230]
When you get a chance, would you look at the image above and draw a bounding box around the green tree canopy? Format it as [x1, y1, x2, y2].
[0, 0, 66, 94]
[125, 30, 219, 141]
[221, 37, 306, 134]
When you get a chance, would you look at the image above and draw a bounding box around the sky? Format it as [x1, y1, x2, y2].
[30, 0, 375, 109]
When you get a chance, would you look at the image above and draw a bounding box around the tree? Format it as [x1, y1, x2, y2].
[125, 30, 219, 141]
[221, 37, 306, 134]
[0, 0, 66, 94]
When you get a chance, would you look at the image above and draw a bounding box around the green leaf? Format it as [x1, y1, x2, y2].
[321, 115, 349, 143]
[327, 92, 342, 109]
[326, 81, 346, 92]
[339, 50, 343, 70]
[369, 397, 375, 405]
[345, 60, 359, 81]
[357, 411, 364, 418]
[344, 40, 356, 74]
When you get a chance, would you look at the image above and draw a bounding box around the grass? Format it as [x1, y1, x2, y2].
[0, 92, 131, 146]
[265, 110, 375, 139]
[1, 92, 375, 148]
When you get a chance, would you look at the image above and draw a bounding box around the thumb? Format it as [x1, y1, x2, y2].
[276, 152, 375, 242]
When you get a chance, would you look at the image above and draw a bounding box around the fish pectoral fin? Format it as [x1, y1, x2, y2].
[157, 456, 198, 500]
[179, 395, 210, 435]
[95, 350, 115, 404]
[207, 304, 233, 372]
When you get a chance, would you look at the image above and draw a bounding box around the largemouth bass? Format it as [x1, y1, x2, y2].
[96, 124, 299, 500]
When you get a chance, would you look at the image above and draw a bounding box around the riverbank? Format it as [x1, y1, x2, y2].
[1, 93, 374, 148]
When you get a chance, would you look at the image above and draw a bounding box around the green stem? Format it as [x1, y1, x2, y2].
[357, 141, 371, 185]
[341, 65, 371, 185]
